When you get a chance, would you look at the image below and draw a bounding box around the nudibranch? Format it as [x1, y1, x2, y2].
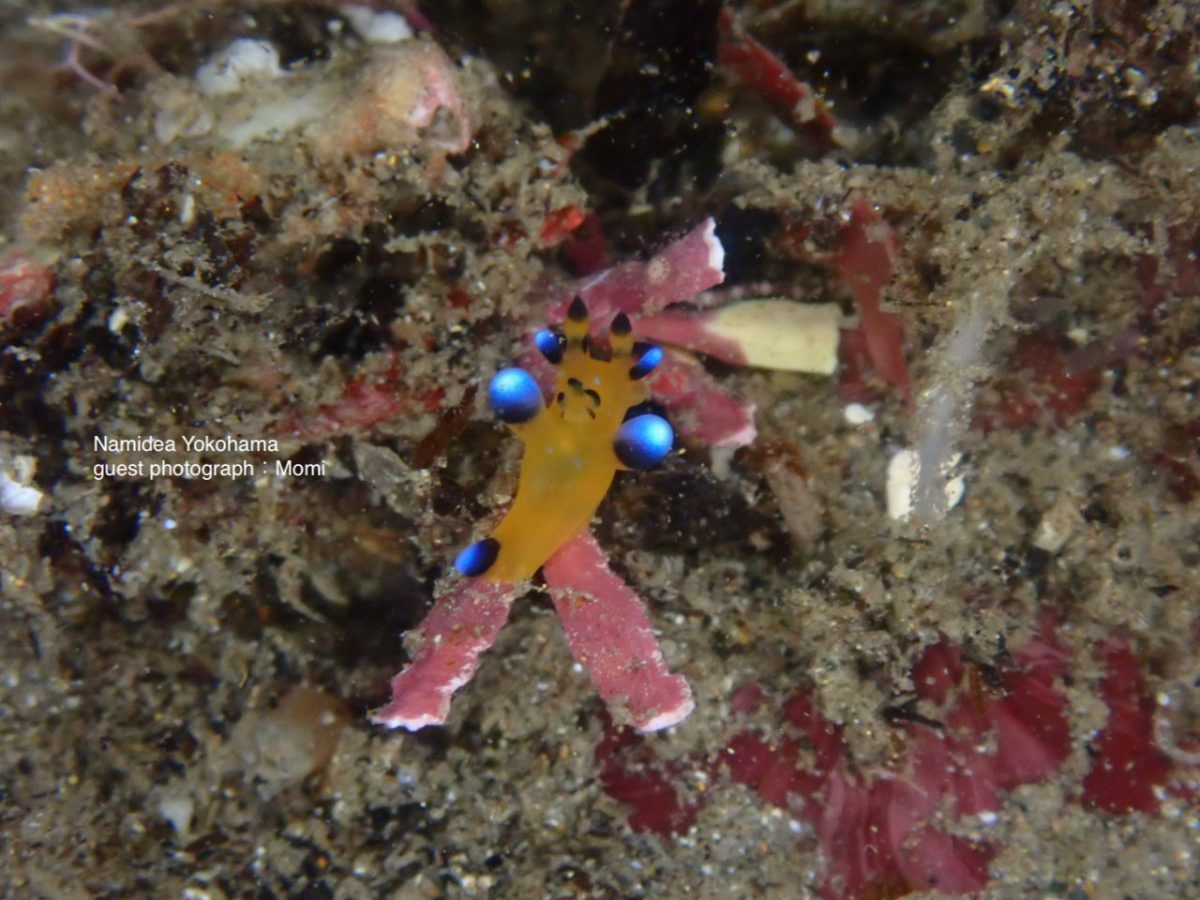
[454, 296, 671, 582]
[372, 226, 727, 734]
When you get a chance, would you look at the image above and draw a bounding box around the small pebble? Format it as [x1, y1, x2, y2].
[843, 402, 875, 425]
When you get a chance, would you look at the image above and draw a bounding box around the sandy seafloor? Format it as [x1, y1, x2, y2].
[1, 1, 1198, 898]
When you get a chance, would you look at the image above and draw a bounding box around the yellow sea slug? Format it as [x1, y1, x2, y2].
[454, 297, 670, 582]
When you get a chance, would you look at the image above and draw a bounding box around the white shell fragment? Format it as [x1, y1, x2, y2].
[1033, 495, 1081, 553]
[196, 39, 283, 97]
[1, 456, 45, 516]
[708, 299, 841, 374]
[887, 448, 964, 522]
[343, 4, 414, 44]
[702, 218, 726, 275]
[844, 402, 875, 425]
[157, 793, 194, 836]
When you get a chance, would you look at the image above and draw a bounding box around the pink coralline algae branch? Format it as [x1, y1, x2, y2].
[372, 579, 518, 730]
[371, 533, 697, 733]
[543, 533, 694, 732]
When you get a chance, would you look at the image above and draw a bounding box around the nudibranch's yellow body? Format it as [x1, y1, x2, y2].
[482, 307, 648, 580]
[482, 305, 651, 582]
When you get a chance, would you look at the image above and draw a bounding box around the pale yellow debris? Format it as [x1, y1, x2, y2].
[708, 299, 841, 374]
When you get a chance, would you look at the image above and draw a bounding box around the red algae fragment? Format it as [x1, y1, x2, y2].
[1153, 420, 1200, 503]
[559, 210, 610, 275]
[976, 331, 1105, 432]
[991, 659, 1073, 789]
[716, 9, 839, 152]
[596, 628, 1072, 897]
[279, 355, 440, 441]
[0, 251, 55, 328]
[728, 681, 765, 717]
[1082, 639, 1172, 814]
[1139, 221, 1200, 308]
[816, 766, 996, 898]
[835, 199, 913, 409]
[910, 630, 1072, 813]
[537, 204, 587, 246]
[728, 682, 1002, 898]
[647, 352, 757, 448]
[411, 384, 477, 469]
[595, 722, 701, 836]
[835, 327, 881, 405]
[724, 731, 818, 811]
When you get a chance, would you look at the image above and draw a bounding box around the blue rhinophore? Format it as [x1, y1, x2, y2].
[455, 538, 501, 577]
[614, 414, 674, 469]
[489, 367, 543, 423]
[534, 328, 564, 364]
[629, 344, 664, 380]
